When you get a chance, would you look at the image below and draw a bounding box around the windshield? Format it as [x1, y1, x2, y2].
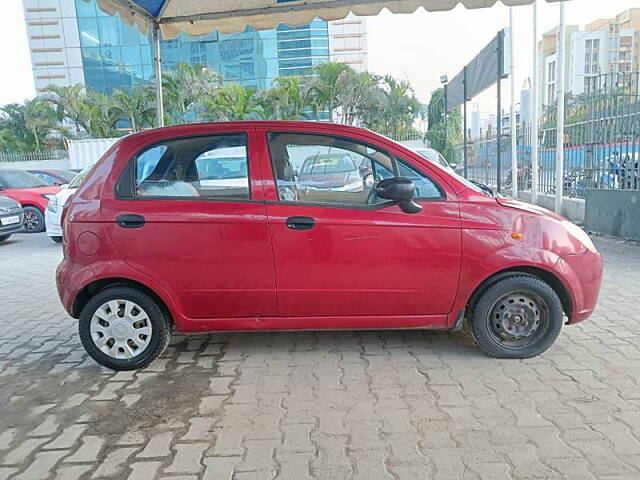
[415, 148, 449, 169]
[301, 155, 357, 175]
[53, 170, 77, 182]
[68, 167, 92, 189]
[0, 170, 48, 188]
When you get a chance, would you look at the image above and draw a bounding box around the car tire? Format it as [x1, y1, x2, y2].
[23, 206, 45, 233]
[79, 286, 171, 371]
[470, 275, 563, 359]
[0, 235, 10, 242]
[50, 236, 63, 243]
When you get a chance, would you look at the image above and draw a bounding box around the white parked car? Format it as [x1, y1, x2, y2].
[45, 167, 91, 243]
[411, 147, 455, 172]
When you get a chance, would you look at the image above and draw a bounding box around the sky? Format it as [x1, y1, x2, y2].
[1, 0, 639, 110]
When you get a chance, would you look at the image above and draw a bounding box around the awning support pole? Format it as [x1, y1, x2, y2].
[153, 22, 165, 128]
[555, 1, 566, 213]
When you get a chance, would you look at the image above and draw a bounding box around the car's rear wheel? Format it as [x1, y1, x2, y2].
[50, 236, 63, 243]
[470, 275, 563, 359]
[23, 206, 45, 233]
[0, 235, 10, 242]
[79, 286, 171, 370]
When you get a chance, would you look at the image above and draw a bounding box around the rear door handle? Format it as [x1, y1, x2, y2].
[116, 214, 145, 228]
[285, 216, 315, 230]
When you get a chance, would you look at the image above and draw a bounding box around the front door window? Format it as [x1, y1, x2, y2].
[267, 132, 442, 206]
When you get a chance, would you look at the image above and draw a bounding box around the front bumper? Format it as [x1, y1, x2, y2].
[45, 209, 62, 237]
[0, 212, 24, 236]
[557, 249, 603, 324]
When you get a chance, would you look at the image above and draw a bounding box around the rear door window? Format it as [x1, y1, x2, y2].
[133, 134, 250, 200]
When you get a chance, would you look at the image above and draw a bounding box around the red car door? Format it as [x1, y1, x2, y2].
[257, 126, 462, 326]
[100, 126, 277, 322]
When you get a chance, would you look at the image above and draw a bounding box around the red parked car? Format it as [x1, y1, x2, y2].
[0, 169, 60, 233]
[56, 121, 603, 370]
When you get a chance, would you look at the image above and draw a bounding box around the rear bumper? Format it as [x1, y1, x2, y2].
[558, 249, 603, 324]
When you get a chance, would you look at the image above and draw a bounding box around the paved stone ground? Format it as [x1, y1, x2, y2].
[1, 233, 640, 480]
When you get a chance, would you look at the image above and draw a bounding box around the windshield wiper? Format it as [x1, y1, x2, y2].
[469, 179, 496, 197]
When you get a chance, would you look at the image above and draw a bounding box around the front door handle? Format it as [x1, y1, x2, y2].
[116, 214, 145, 228]
[285, 216, 315, 230]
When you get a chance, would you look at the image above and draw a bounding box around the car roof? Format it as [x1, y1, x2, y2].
[118, 121, 372, 145]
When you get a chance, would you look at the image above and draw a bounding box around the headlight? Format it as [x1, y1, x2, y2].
[47, 196, 58, 213]
[562, 221, 597, 253]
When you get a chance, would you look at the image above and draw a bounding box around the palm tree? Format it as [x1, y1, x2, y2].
[308, 62, 352, 121]
[110, 87, 156, 132]
[162, 63, 222, 124]
[42, 84, 87, 135]
[0, 99, 63, 152]
[80, 91, 121, 138]
[336, 70, 380, 126]
[255, 77, 313, 120]
[202, 84, 257, 121]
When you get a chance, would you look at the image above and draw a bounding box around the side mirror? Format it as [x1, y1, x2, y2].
[375, 177, 422, 214]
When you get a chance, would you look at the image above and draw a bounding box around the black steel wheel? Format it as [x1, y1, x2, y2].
[470, 275, 563, 359]
[23, 206, 45, 233]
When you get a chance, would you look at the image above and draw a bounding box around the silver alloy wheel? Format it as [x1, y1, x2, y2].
[89, 299, 152, 359]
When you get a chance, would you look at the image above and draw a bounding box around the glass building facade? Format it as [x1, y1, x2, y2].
[74, 0, 330, 93]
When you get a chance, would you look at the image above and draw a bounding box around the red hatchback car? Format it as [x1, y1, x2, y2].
[0, 169, 60, 233]
[56, 121, 603, 370]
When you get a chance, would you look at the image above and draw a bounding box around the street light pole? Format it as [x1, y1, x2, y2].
[531, 0, 539, 204]
[509, 8, 518, 198]
[444, 84, 448, 153]
[555, 2, 566, 213]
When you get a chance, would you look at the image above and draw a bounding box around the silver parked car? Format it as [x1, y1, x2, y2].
[0, 196, 24, 242]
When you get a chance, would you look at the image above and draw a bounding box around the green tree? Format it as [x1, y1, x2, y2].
[426, 87, 461, 162]
[256, 77, 313, 120]
[110, 87, 156, 132]
[162, 63, 222, 125]
[308, 62, 352, 122]
[79, 90, 121, 138]
[0, 99, 64, 152]
[201, 84, 257, 121]
[368, 76, 424, 135]
[42, 84, 87, 135]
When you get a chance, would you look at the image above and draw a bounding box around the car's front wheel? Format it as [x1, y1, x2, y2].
[23, 206, 45, 233]
[0, 235, 11, 242]
[79, 286, 171, 370]
[470, 275, 563, 359]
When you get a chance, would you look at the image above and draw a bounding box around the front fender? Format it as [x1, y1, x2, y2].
[448, 229, 578, 327]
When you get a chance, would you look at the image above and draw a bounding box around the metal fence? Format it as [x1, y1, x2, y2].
[455, 72, 640, 198]
[0, 149, 68, 164]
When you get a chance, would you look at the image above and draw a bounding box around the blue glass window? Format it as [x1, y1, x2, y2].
[78, 17, 100, 47]
[98, 17, 120, 46]
[75, 0, 97, 17]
